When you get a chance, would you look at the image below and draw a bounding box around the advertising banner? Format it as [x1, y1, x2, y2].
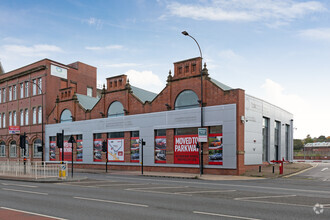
[155, 136, 166, 163]
[130, 137, 139, 163]
[8, 126, 20, 134]
[49, 141, 56, 161]
[59, 140, 72, 161]
[93, 139, 103, 162]
[76, 139, 83, 161]
[208, 133, 223, 165]
[174, 134, 199, 164]
[50, 64, 67, 79]
[108, 138, 124, 162]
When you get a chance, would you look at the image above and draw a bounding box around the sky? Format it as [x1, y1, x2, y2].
[1, 0, 330, 139]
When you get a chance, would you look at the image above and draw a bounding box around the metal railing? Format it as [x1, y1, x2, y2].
[0, 160, 67, 179]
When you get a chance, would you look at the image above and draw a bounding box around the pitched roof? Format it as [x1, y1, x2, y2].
[131, 86, 157, 103]
[210, 78, 232, 91]
[76, 94, 100, 110]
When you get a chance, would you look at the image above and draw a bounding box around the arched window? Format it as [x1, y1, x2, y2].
[60, 109, 72, 123]
[0, 141, 5, 157]
[107, 101, 124, 117]
[33, 139, 42, 158]
[9, 140, 17, 158]
[175, 90, 199, 110]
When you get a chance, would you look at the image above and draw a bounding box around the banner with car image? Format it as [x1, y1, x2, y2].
[76, 139, 83, 161]
[49, 141, 56, 161]
[130, 137, 139, 163]
[174, 134, 199, 164]
[208, 133, 223, 165]
[108, 138, 124, 162]
[93, 139, 103, 162]
[155, 136, 166, 163]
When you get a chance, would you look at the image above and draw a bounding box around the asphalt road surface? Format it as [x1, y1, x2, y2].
[0, 169, 330, 220]
[290, 163, 330, 181]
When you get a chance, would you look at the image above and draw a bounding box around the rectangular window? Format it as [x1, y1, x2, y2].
[208, 126, 223, 165]
[25, 82, 29, 97]
[13, 111, 16, 126]
[130, 131, 139, 163]
[38, 106, 42, 124]
[9, 111, 12, 126]
[93, 133, 103, 162]
[20, 110, 24, 126]
[76, 135, 83, 161]
[8, 86, 12, 101]
[38, 78, 42, 94]
[155, 129, 166, 164]
[87, 87, 93, 97]
[49, 136, 56, 161]
[285, 124, 290, 160]
[3, 113, 5, 128]
[33, 140, 42, 158]
[262, 117, 269, 162]
[174, 127, 199, 164]
[33, 79, 37, 96]
[13, 85, 16, 100]
[25, 109, 29, 125]
[107, 132, 124, 139]
[0, 114, 2, 128]
[3, 88, 6, 102]
[33, 107, 37, 124]
[20, 83, 24, 98]
[274, 121, 280, 161]
[0, 89, 2, 103]
[0, 142, 5, 157]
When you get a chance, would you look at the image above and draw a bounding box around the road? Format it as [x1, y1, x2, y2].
[0, 168, 330, 220]
[290, 162, 330, 181]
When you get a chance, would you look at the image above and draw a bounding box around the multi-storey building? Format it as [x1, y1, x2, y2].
[44, 57, 293, 175]
[0, 59, 96, 162]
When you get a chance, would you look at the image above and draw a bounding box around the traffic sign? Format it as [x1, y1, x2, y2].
[198, 128, 208, 142]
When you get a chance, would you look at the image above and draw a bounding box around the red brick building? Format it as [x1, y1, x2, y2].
[0, 59, 96, 162]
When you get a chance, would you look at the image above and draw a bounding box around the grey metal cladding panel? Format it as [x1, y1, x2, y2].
[245, 153, 262, 165]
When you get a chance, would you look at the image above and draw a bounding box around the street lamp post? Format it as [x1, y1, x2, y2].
[26, 80, 44, 162]
[182, 31, 204, 175]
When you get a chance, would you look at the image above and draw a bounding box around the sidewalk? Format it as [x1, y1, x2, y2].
[242, 162, 312, 178]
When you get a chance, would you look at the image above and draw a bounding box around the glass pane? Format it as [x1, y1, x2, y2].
[60, 109, 72, 123]
[108, 101, 124, 117]
[175, 90, 199, 110]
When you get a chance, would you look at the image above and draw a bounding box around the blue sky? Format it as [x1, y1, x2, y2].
[1, 0, 330, 139]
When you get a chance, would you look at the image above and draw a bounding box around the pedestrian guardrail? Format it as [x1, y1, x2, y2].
[0, 160, 68, 179]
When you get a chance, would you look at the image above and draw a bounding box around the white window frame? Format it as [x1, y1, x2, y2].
[20, 83, 24, 98]
[9, 86, 12, 101]
[25, 109, 29, 125]
[9, 141, 16, 158]
[0, 114, 2, 128]
[3, 113, 5, 128]
[33, 79, 37, 96]
[20, 110, 24, 126]
[0, 142, 5, 157]
[33, 107, 37, 124]
[38, 78, 42, 94]
[2, 88, 6, 102]
[87, 87, 93, 97]
[8, 111, 12, 126]
[38, 106, 42, 124]
[13, 111, 16, 126]
[13, 85, 17, 100]
[33, 139, 42, 158]
[25, 82, 29, 98]
[0, 89, 2, 103]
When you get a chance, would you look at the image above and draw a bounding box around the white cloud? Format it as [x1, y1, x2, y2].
[83, 17, 103, 29]
[165, 0, 326, 25]
[85, 45, 124, 51]
[125, 69, 164, 93]
[2, 44, 63, 57]
[299, 28, 330, 41]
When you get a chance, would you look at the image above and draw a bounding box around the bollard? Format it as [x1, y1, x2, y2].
[272, 166, 275, 173]
[259, 166, 261, 173]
